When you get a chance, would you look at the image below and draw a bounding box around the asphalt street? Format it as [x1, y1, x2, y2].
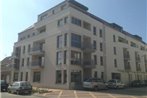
[1, 87, 147, 98]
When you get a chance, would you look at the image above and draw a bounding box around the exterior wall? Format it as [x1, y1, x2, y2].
[11, 0, 147, 89]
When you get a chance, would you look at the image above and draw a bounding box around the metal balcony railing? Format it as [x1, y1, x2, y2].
[82, 60, 96, 68]
[81, 44, 95, 53]
[31, 60, 44, 68]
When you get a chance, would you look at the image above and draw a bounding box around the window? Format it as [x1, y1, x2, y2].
[64, 17, 68, 24]
[71, 33, 81, 48]
[52, 10, 54, 14]
[61, 4, 66, 10]
[22, 58, 24, 66]
[23, 46, 25, 54]
[130, 42, 137, 48]
[27, 57, 30, 66]
[113, 35, 116, 42]
[56, 70, 62, 83]
[93, 26, 97, 35]
[99, 29, 103, 37]
[27, 35, 30, 38]
[28, 44, 31, 53]
[25, 72, 28, 81]
[13, 72, 18, 81]
[113, 47, 116, 55]
[64, 51, 67, 64]
[100, 56, 103, 66]
[112, 73, 121, 80]
[118, 36, 128, 44]
[94, 71, 98, 78]
[57, 35, 62, 48]
[83, 21, 91, 31]
[64, 33, 67, 47]
[100, 43, 103, 51]
[71, 17, 81, 26]
[63, 70, 67, 83]
[93, 40, 97, 49]
[20, 72, 23, 81]
[71, 51, 81, 65]
[56, 51, 63, 65]
[101, 72, 104, 80]
[57, 19, 64, 27]
[94, 55, 97, 65]
[114, 59, 117, 68]
[39, 26, 46, 33]
[33, 71, 41, 82]
[40, 14, 48, 21]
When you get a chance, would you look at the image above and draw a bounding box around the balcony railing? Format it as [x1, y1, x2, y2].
[81, 44, 95, 53]
[12, 52, 21, 59]
[31, 60, 44, 69]
[30, 47, 45, 55]
[81, 60, 96, 68]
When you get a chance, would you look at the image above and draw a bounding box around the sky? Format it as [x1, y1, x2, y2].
[0, 0, 146, 61]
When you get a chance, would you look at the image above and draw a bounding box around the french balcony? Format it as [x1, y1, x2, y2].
[31, 60, 44, 70]
[30, 47, 45, 56]
[81, 60, 96, 68]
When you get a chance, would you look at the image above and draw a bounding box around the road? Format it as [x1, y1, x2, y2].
[1, 87, 147, 98]
[0, 92, 44, 98]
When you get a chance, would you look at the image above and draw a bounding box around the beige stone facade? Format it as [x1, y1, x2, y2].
[11, 0, 147, 89]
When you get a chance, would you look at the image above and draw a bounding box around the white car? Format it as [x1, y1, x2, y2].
[106, 79, 125, 89]
[83, 78, 107, 90]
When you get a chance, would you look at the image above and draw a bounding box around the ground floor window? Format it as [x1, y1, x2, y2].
[25, 72, 28, 81]
[56, 70, 62, 83]
[94, 71, 98, 78]
[13, 72, 18, 81]
[63, 70, 67, 84]
[20, 72, 23, 81]
[101, 72, 104, 80]
[112, 73, 121, 80]
[71, 71, 81, 82]
[33, 71, 41, 82]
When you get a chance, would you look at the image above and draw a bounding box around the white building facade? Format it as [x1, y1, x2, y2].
[11, 0, 147, 89]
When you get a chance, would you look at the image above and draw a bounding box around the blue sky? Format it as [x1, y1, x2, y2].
[0, 0, 146, 60]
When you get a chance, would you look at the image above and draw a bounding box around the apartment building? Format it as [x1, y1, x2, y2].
[11, 0, 147, 89]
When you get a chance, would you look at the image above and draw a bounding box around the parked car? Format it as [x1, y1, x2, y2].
[143, 80, 147, 86]
[106, 79, 125, 89]
[130, 80, 145, 87]
[0, 80, 8, 92]
[83, 78, 107, 90]
[8, 81, 32, 95]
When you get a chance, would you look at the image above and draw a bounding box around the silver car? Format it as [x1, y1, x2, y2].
[106, 79, 125, 89]
[8, 81, 32, 95]
[83, 78, 107, 90]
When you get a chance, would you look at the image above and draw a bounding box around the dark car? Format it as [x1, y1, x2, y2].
[8, 81, 32, 95]
[143, 80, 147, 86]
[130, 80, 144, 87]
[0, 80, 8, 92]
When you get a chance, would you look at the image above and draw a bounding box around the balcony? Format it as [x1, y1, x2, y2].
[81, 44, 95, 53]
[31, 60, 44, 70]
[81, 60, 96, 68]
[12, 52, 20, 59]
[30, 47, 45, 56]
